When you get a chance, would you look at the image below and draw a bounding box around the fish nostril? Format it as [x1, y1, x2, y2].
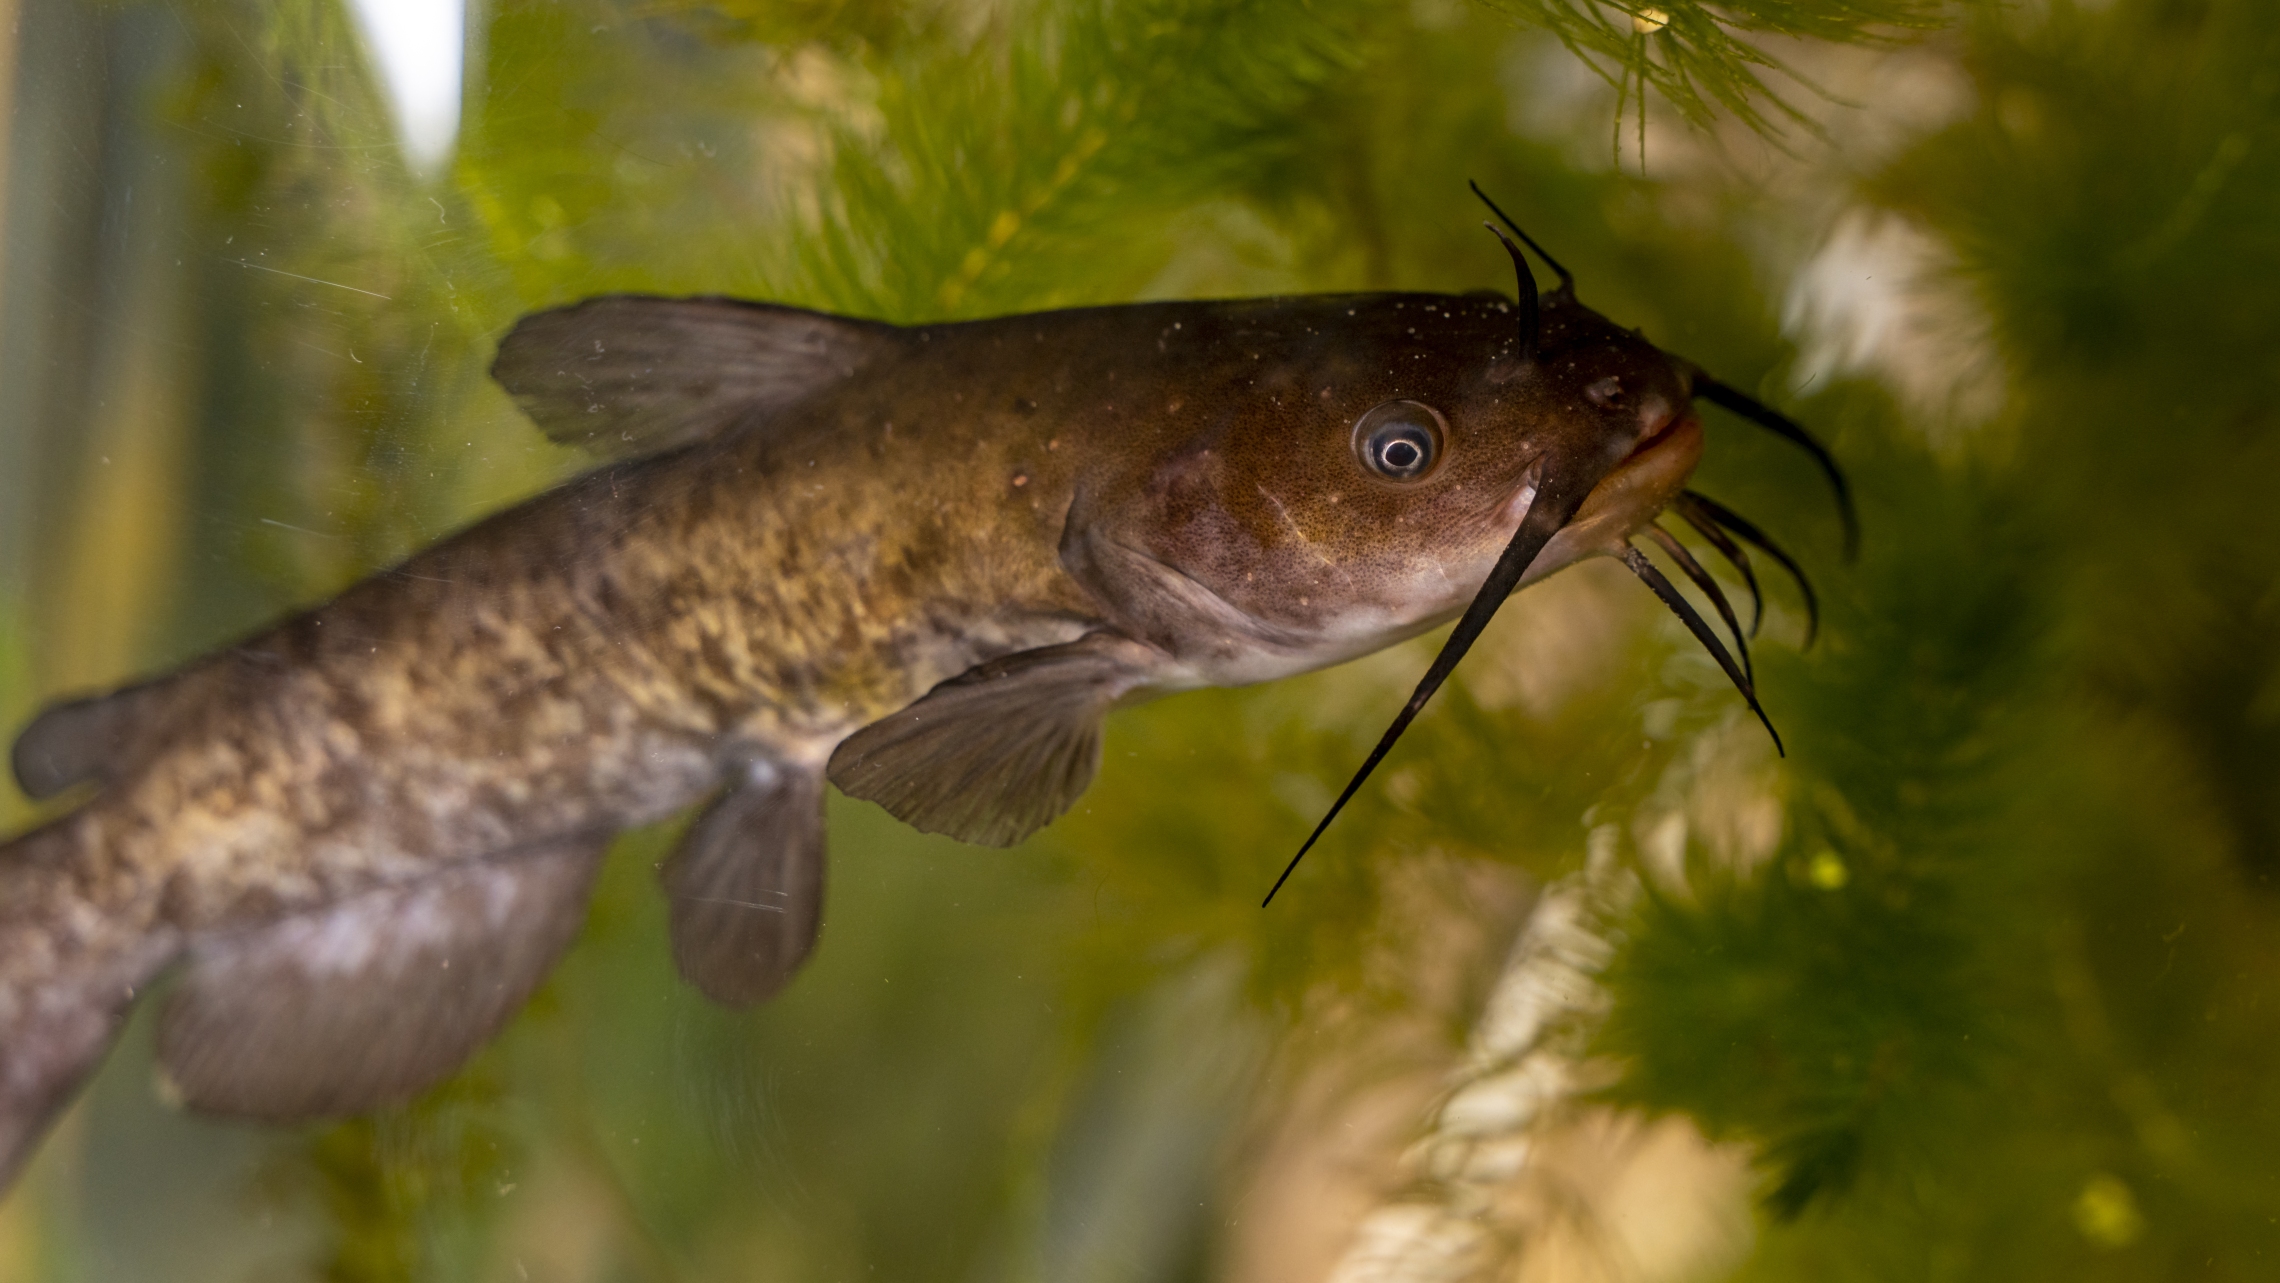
[1585, 376, 1624, 406]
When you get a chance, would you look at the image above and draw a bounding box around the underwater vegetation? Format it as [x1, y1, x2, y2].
[0, 0, 2275, 1280]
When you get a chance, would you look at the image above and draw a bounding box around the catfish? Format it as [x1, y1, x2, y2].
[0, 194, 1847, 1190]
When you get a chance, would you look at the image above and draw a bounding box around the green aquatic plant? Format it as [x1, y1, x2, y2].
[1494, 0, 1968, 147]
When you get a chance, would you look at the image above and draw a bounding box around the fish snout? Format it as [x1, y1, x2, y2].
[1525, 410, 1705, 578]
[1609, 406, 1703, 512]
[1625, 392, 1684, 461]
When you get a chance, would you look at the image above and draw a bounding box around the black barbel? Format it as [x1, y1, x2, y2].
[1261, 469, 1583, 907]
[1671, 493, 1764, 636]
[1469, 180, 1574, 300]
[1644, 523, 1752, 685]
[1482, 223, 1541, 361]
[1620, 543, 1785, 756]
[1680, 489, 1822, 646]
[1692, 377, 1859, 560]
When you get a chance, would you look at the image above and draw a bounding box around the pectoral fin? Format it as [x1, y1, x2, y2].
[828, 635, 1158, 847]
[154, 840, 606, 1120]
[663, 763, 826, 1008]
[491, 296, 900, 459]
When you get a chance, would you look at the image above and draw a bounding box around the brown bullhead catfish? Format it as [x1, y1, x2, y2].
[0, 196, 1847, 1189]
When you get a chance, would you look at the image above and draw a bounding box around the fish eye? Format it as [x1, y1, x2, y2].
[1354, 400, 1446, 482]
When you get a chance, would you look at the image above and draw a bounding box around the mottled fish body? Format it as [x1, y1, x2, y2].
[0, 231, 1839, 1190]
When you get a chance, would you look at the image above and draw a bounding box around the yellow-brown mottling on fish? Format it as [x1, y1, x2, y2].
[0, 193, 1850, 1189]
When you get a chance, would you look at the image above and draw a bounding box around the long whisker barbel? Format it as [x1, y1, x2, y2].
[1469, 180, 1574, 300]
[1481, 223, 1542, 362]
[1259, 467, 1586, 908]
[1672, 493, 1763, 636]
[1620, 543, 1785, 756]
[1680, 489, 1822, 646]
[1645, 523, 1752, 685]
[1691, 377, 1859, 560]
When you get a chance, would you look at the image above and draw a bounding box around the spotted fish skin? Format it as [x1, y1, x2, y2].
[0, 289, 1701, 1189]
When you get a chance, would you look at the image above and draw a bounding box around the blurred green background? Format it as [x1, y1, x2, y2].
[0, 0, 2275, 1279]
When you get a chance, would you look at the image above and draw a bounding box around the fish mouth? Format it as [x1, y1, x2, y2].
[1531, 411, 1704, 564]
[1609, 409, 1703, 498]
[1623, 406, 1691, 463]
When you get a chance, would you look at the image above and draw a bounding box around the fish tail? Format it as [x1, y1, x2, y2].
[0, 816, 176, 1191]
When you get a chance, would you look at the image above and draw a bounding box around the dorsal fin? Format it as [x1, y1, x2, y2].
[491, 296, 901, 459]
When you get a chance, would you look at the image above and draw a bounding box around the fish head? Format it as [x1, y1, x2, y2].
[1068, 291, 1702, 681]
